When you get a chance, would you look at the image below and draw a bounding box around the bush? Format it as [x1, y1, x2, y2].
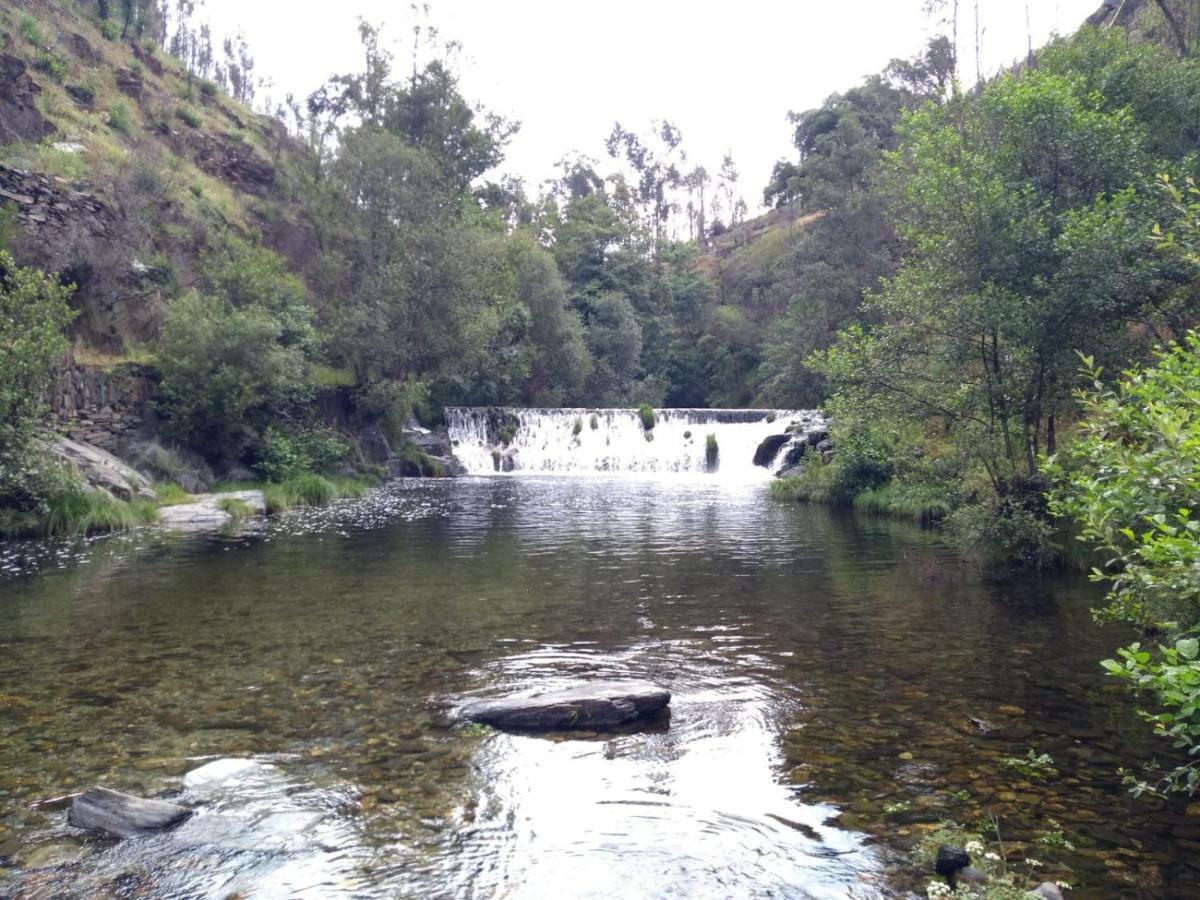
[156, 240, 317, 466]
[199, 79, 218, 98]
[638, 403, 656, 430]
[34, 53, 68, 82]
[107, 100, 132, 134]
[175, 106, 201, 129]
[19, 16, 43, 45]
[1049, 340, 1200, 795]
[253, 425, 348, 482]
[100, 20, 120, 41]
[68, 82, 97, 104]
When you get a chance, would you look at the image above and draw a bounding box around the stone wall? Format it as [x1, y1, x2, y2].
[0, 164, 110, 238]
[45, 363, 157, 451]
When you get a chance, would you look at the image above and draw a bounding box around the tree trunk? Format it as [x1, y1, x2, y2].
[1155, 0, 1192, 56]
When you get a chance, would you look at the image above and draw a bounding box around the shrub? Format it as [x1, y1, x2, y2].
[107, 100, 132, 133]
[34, 53, 68, 82]
[100, 20, 120, 41]
[253, 425, 348, 482]
[638, 403, 655, 430]
[19, 16, 43, 45]
[199, 79, 218, 97]
[39, 487, 157, 536]
[68, 82, 97, 104]
[175, 105, 201, 129]
[498, 426, 516, 446]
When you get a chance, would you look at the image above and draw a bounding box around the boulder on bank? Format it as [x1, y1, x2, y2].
[462, 680, 671, 731]
[68, 787, 192, 838]
[157, 490, 265, 530]
[47, 436, 155, 501]
[753, 434, 790, 467]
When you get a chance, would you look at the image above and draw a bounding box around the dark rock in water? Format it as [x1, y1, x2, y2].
[753, 434, 790, 467]
[935, 844, 971, 879]
[462, 680, 670, 731]
[781, 441, 807, 468]
[68, 787, 192, 838]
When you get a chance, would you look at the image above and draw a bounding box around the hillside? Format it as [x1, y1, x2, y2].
[0, 0, 314, 354]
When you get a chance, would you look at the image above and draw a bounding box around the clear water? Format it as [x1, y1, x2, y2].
[0, 477, 1193, 899]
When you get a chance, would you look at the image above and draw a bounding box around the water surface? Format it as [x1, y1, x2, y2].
[0, 477, 1193, 898]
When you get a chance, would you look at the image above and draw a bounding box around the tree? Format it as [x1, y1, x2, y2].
[0, 251, 77, 511]
[156, 242, 317, 465]
[1050, 339, 1200, 795]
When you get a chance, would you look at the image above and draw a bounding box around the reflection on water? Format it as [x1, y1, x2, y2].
[0, 476, 1192, 898]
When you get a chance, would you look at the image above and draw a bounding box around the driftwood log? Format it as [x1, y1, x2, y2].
[68, 787, 193, 838]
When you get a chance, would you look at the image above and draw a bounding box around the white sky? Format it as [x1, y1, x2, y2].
[201, 0, 1101, 211]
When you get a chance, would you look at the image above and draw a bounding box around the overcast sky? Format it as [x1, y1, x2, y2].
[200, 0, 1100, 211]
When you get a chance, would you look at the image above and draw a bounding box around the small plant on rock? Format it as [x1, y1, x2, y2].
[638, 403, 656, 430]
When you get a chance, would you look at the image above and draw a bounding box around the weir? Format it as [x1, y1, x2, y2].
[445, 408, 825, 478]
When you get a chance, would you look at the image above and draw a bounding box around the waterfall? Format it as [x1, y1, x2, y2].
[445, 408, 825, 479]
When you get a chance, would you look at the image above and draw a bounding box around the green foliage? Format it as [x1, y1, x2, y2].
[19, 16, 43, 45]
[156, 240, 318, 466]
[1050, 337, 1200, 795]
[0, 252, 77, 513]
[705, 433, 719, 470]
[638, 403, 656, 430]
[253, 425, 347, 482]
[1000, 749, 1059, 780]
[33, 487, 157, 537]
[34, 53, 68, 82]
[107, 100, 132, 134]
[199, 79, 218, 97]
[99, 20, 120, 41]
[175, 106, 202, 129]
[68, 82, 97, 104]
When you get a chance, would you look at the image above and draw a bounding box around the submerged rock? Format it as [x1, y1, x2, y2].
[182, 758, 275, 793]
[462, 680, 671, 731]
[68, 787, 192, 839]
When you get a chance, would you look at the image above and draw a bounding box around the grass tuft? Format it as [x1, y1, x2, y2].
[155, 483, 193, 506]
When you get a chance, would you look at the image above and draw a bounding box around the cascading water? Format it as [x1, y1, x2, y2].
[445, 408, 825, 479]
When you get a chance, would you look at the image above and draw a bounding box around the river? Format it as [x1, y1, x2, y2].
[0, 474, 1194, 898]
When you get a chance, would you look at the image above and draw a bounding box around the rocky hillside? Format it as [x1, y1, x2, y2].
[0, 0, 316, 354]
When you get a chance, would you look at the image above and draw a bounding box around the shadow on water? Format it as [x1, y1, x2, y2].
[0, 476, 1194, 898]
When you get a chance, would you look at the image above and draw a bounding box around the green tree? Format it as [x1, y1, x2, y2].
[0, 251, 76, 511]
[1050, 339, 1200, 794]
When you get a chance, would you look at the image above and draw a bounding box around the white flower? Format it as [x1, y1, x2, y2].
[984, 851, 1001, 861]
[1054, 882, 1072, 891]
[1024, 858, 1044, 868]
[965, 840, 984, 854]
[926, 882, 952, 898]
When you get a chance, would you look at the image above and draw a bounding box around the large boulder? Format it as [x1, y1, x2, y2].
[462, 680, 671, 732]
[47, 436, 155, 501]
[753, 434, 790, 468]
[68, 787, 192, 839]
[157, 490, 265, 530]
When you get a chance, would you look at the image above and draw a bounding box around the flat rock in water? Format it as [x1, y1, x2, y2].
[462, 680, 670, 731]
[183, 757, 274, 793]
[68, 787, 192, 838]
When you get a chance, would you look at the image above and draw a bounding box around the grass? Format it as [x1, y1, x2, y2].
[155, 483, 193, 506]
[71, 341, 157, 369]
[212, 474, 377, 514]
[107, 100, 132, 134]
[398, 440, 446, 477]
[216, 496, 254, 520]
[852, 483, 951, 527]
[0, 490, 159, 538]
[175, 105, 202, 129]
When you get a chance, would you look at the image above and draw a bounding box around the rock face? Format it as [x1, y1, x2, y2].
[462, 680, 671, 731]
[157, 491, 266, 530]
[0, 55, 54, 144]
[47, 436, 155, 501]
[753, 434, 790, 467]
[68, 787, 192, 839]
